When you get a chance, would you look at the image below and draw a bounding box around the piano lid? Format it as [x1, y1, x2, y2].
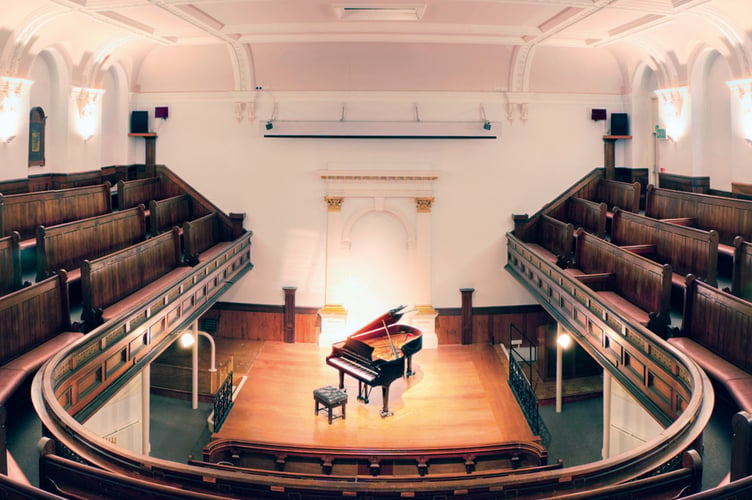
[350, 305, 408, 337]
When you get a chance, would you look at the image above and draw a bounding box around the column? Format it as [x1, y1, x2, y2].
[460, 288, 474, 345]
[319, 196, 348, 346]
[283, 286, 296, 343]
[602, 370, 612, 459]
[141, 364, 151, 456]
[412, 197, 438, 348]
[191, 320, 199, 410]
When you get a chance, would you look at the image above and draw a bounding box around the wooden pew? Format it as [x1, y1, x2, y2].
[732, 181, 752, 197]
[149, 194, 204, 235]
[117, 177, 162, 210]
[80, 227, 192, 331]
[732, 236, 752, 301]
[571, 229, 672, 335]
[183, 212, 235, 266]
[611, 208, 718, 288]
[36, 205, 147, 282]
[0, 177, 30, 195]
[658, 172, 710, 193]
[0, 271, 83, 474]
[595, 178, 641, 214]
[0, 231, 22, 296]
[0, 183, 112, 243]
[645, 184, 752, 258]
[549, 196, 607, 238]
[668, 275, 752, 413]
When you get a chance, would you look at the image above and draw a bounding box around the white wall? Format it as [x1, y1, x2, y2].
[130, 91, 623, 308]
[608, 378, 663, 457]
[83, 375, 144, 454]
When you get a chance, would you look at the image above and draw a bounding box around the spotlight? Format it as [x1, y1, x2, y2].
[265, 121, 274, 130]
[483, 121, 492, 131]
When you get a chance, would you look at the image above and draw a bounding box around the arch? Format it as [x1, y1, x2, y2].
[30, 47, 72, 171]
[689, 47, 732, 186]
[100, 63, 129, 165]
[630, 62, 659, 182]
[342, 203, 415, 248]
[28, 106, 46, 167]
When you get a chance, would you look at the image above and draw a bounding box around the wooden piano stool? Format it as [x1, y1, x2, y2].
[313, 385, 348, 424]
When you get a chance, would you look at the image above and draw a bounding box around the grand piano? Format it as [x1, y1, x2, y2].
[326, 306, 422, 417]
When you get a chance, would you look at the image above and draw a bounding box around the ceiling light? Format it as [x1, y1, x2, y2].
[333, 4, 426, 21]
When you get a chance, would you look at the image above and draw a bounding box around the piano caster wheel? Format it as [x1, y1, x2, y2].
[380, 410, 393, 418]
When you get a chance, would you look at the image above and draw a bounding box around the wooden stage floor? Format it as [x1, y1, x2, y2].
[213, 342, 537, 450]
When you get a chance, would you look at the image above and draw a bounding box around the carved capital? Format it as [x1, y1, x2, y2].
[416, 197, 434, 213]
[325, 196, 344, 211]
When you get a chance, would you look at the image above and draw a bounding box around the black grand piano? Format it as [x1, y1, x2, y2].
[326, 305, 422, 417]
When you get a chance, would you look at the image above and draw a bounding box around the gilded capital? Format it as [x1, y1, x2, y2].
[325, 196, 344, 211]
[416, 197, 434, 213]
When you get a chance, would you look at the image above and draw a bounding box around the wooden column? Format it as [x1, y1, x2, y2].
[460, 288, 474, 345]
[284, 287, 297, 343]
[603, 136, 616, 180]
[732, 411, 752, 481]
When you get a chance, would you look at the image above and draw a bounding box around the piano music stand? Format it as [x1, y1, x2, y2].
[313, 385, 348, 424]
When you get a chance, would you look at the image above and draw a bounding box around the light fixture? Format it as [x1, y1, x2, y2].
[265, 120, 274, 130]
[480, 104, 492, 130]
[557, 332, 572, 349]
[1, 135, 15, 144]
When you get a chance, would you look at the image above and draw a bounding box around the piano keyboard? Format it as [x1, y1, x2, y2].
[327, 356, 379, 383]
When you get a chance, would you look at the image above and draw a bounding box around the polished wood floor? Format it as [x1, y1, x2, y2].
[213, 341, 537, 449]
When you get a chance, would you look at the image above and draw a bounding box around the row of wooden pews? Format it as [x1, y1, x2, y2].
[0, 166, 251, 485]
[511, 169, 752, 489]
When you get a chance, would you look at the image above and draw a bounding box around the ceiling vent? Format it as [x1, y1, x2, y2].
[333, 4, 426, 21]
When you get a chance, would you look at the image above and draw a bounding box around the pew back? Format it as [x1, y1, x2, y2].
[183, 212, 223, 262]
[551, 196, 607, 237]
[732, 237, 752, 301]
[117, 177, 161, 210]
[681, 276, 752, 373]
[574, 229, 671, 327]
[597, 178, 641, 213]
[81, 228, 182, 326]
[36, 206, 147, 281]
[0, 183, 112, 240]
[0, 273, 71, 365]
[149, 194, 199, 235]
[0, 232, 22, 296]
[645, 185, 752, 245]
[611, 209, 718, 286]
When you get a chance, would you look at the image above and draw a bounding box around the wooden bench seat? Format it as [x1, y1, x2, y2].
[668, 337, 752, 412]
[669, 275, 752, 413]
[571, 229, 672, 334]
[98, 266, 194, 324]
[0, 331, 83, 405]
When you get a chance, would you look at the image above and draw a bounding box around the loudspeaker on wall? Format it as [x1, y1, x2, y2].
[130, 110, 149, 134]
[611, 113, 629, 136]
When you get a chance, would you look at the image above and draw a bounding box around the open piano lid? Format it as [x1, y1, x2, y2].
[351, 305, 408, 336]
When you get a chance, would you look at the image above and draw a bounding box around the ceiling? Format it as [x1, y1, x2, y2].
[8, 0, 752, 93]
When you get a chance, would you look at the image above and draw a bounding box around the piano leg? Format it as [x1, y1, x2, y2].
[380, 385, 393, 418]
[406, 354, 415, 377]
[358, 381, 371, 404]
[338, 370, 346, 391]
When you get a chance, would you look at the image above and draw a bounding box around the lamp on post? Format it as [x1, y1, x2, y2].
[180, 328, 217, 409]
[555, 330, 572, 413]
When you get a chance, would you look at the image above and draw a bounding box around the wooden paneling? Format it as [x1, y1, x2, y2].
[0, 183, 111, 239]
[80, 228, 182, 329]
[36, 205, 147, 281]
[0, 273, 71, 364]
[0, 232, 21, 296]
[116, 177, 162, 210]
[611, 208, 718, 286]
[658, 172, 710, 193]
[646, 185, 752, 246]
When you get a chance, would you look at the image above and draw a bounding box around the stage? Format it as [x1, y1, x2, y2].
[212, 342, 538, 450]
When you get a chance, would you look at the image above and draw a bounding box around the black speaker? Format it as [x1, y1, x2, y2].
[130, 110, 149, 134]
[611, 113, 629, 136]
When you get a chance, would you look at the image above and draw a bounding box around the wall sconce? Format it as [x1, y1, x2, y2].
[73, 86, 105, 142]
[655, 86, 688, 141]
[0, 76, 33, 144]
[265, 120, 274, 130]
[727, 78, 752, 143]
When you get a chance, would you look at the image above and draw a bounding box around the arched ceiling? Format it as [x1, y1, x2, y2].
[2, 0, 751, 93]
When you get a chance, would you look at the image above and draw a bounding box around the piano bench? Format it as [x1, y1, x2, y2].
[314, 385, 348, 424]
